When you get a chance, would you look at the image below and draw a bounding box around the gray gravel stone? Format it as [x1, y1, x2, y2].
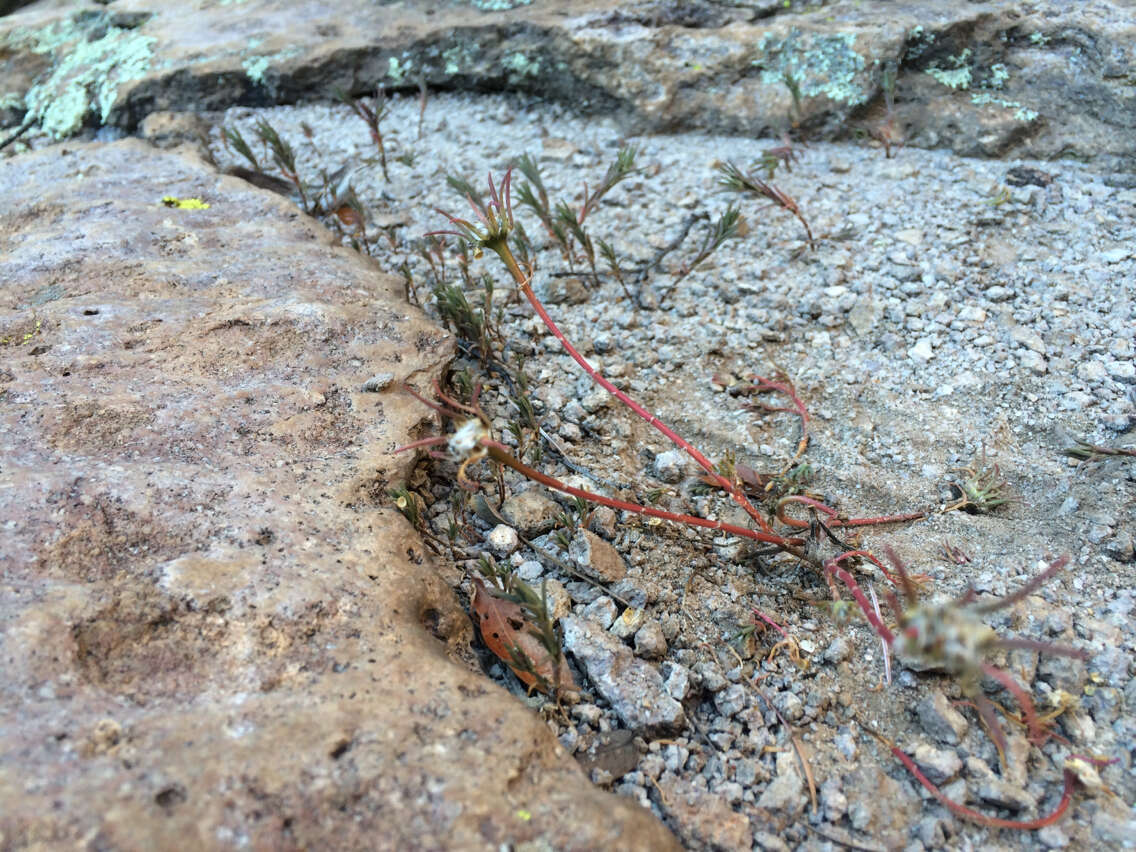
[773, 690, 804, 723]
[485, 524, 519, 556]
[693, 661, 727, 693]
[569, 528, 628, 583]
[656, 772, 752, 850]
[819, 777, 847, 822]
[912, 742, 962, 785]
[500, 490, 561, 536]
[562, 615, 685, 735]
[1038, 653, 1087, 693]
[714, 684, 747, 717]
[661, 662, 693, 701]
[916, 690, 969, 745]
[587, 505, 618, 539]
[582, 596, 618, 630]
[633, 621, 668, 660]
[652, 449, 690, 484]
[756, 752, 804, 815]
[609, 607, 648, 640]
[822, 635, 852, 664]
[360, 372, 395, 392]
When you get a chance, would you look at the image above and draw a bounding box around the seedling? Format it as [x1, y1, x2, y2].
[337, 87, 390, 180]
[870, 60, 905, 158]
[945, 451, 1015, 513]
[718, 161, 815, 249]
[668, 205, 744, 287]
[254, 119, 311, 213]
[512, 147, 640, 288]
[1062, 437, 1136, 461]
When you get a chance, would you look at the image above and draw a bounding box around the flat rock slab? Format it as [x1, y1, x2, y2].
[0, 139, 678, 850]
[1, 1, 1134, 166]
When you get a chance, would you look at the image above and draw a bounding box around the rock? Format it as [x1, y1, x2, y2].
[1091, 802, 1136, 847]
[562, 616, 685, 735]
[652, 449, 689, 483]
[966, 757, 1036, 812]
[587, 505, 618, 539]
[773, 690, 804, 723]
[912, 742, 963, 785]
[3, 0, 1134, 167]
[822, 635, 853, 663]
[1038, 825, 1071, 849]
[908, 338, 935, 362]
[139, 110, 210, 151]
[485, 523, 519, 556]
[819, 777, 848, 822]
[634, 622, 668, 660]
[843, 765, 918, 849]
[974, 776, 1037, 812]
[515, 560, 544, 582]
[1037, 652, 1088, 693]
[610, 606, 648, 639]
[360, 372, 396, 393]
[541, 275, 590, 306]
[916, 690, 969, 745]
[756, 752, 805, 815]
[501, 489, 560, 536]
[661, 662, 694, 702]
[610, 578, 650, 609]
[582, 596, 618, 630]
[0, 140, 677, 851]
[656, 773, 752, 851]
[569, 528, 628, 583]
[714, 684, 748, 717]
[575, 728, 640, 781]
[693, 661, 727, 693]
[542, 579, 573, 621]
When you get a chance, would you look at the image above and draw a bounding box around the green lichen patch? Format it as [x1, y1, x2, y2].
[9, 15, 155, 138]
[242, 55, 271, 84]
[240, 45, 304, 87]
[388, 56, 413, 83]
[970, 92, 1038, 122]
[503, 52, 540, 81]
[925, 48, 972, 90]
[754, 30, 869, 106]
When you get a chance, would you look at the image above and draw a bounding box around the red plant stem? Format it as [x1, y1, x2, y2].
[483, 442, 806, 556]
[395, 435, 450, 453]
[745, 375, 809, 466]
[751, 607, 789, 639]
[776, 494, 926, 529]
[890, 746, 1076, 830]
[981, 663, 1046, 745]
[497, 249, 776, 538]
[824, 552, 897, 643]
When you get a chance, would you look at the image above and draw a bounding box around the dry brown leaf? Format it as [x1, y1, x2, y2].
[471, 578, 576, 696]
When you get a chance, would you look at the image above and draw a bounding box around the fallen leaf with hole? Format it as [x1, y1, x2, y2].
[471, 578, 577, 696]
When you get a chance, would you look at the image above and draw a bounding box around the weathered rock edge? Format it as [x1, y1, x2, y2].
[2, 0, 1133, 168]
[0, 139, 678, 851]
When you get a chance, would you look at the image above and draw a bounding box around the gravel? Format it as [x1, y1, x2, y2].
[207, 91, 1135, 851]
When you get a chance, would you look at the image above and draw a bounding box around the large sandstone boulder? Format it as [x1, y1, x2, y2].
[1, 0, 1133, 167]
[0, 139, 678, 850]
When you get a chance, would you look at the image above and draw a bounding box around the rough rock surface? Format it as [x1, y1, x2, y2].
[1, 0, 1134, 167]
[0, 139, 678, 850]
